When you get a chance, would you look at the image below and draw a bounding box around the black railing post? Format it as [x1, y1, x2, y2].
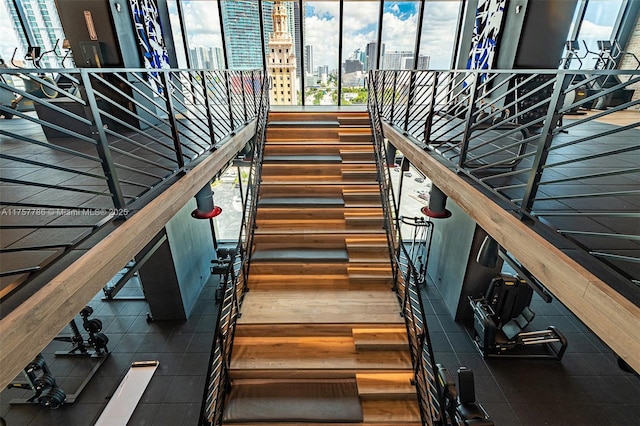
[202, 71, 217, 148]
[458, 72, 481, 169]
[252, 70, 257, 119]
[403, 71, 415, 133]
[520, 72, 570, 214]
[424, 72, 439, 144]
[390, 71, 398, 125]
[160, 72, 185, 168]
[240, 71, 247, 123]
[79, 70, 126, 211]
[225, 71, 235, 134]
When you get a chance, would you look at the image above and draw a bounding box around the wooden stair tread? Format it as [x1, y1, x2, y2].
[251, 248, 349, 263]
[356, 373, 417, 399]
[230, 336, 411, 371]
[263, 154, 342, 163]
[352, 328, 409, 350]
[235, 323, 403, 338]
[238, 290, 403, 325]
[258, 197, 345, 206]
[268, 120, 339, 127]
[362, 399, 422, 423]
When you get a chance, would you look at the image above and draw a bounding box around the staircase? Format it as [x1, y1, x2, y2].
[222, 110, 421, 425]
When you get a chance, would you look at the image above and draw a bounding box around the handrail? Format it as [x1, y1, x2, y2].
[198, 73, 269, 426]
[369, 83, 445, 425]
[0, 67, 264, 313]
[369, 68, 640, 296]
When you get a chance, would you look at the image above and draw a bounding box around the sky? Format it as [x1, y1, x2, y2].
[0, 0, 631, 71]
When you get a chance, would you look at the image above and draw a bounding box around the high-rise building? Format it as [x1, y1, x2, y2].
[365, 41, 384, 71]
[293, 1, 302, 77]
[221, 0, 267, 69]
[266, 1, 298, 105]
[382, 50, 413, 70]
[4, 0, 68, 68]
[417, 54, 430, 70]
[344, 59, 363, 74]
[305, 45, 314, 75]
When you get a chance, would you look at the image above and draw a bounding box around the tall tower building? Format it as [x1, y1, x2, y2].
[305, 45, 314, 75]
[267, 1, 298, 105]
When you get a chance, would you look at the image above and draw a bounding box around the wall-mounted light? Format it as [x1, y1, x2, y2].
[476, 235, 499, 268]
[115, 3, 121, 12]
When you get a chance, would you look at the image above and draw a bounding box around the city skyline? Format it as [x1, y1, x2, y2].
[0, 0, 625, 73]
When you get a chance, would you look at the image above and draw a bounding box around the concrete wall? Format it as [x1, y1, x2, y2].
[619, 12, 640, 107]
[427, 198, 502, 321]
[165, 198, 215, 318]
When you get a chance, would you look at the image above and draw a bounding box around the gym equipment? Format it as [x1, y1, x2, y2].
[399, 215, 434, 287]
[54, 305, 110, 357]
[469, 274, 567, 360]
[7, 354, 68, 409]
[437, 364, 494, 426]
[94, 361, 159, 426]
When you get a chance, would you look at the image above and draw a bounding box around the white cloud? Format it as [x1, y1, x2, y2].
[0, 0, 22, 65]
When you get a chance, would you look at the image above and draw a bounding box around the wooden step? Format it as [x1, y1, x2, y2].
[362, 399, 422, 423]
[256, 207, 346, 221]
[348, 265, 394, 285]
[267, 127, 339, 141]
[254, 219, 386, 234]
[247, 275, 394, 290]
[229, 336, 412, 377]
[344, 210, 385, 228]
[340, 149, 375, 162]
[342, 168, 378, 181]
[268, 120, 339, 128]
[338, 115, 371, 126]
[269, 111, 365, 122]
[235, 323, 404, 338]
[237, 289, 404, 325]
[340, 132, 372, 143]
[347, 238, 390, 263]
[356, 373, 417, 400]
[352, 328, 409, 351]
[264, 143, 372, 156]
[224, 422, 419, 425]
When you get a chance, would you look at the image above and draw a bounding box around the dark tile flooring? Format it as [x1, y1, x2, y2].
[1, 269, 639, 426]
[0, 275, 219, 426]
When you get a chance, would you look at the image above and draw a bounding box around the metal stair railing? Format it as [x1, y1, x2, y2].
[369, 74, 445, 426]
[198, 73, 270, 426]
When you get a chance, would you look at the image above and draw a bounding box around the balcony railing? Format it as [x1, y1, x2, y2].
[370, 68, 640, 298]
[0, 67, 264, 314]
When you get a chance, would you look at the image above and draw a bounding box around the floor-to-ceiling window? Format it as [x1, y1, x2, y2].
[340, 0, 380, 105]
[176, 0, 225, 69]
[0, 0, 70, 68]
[417, 0, 462, 70]
[304, 1, 340, 105]
[565, 0, 626, 70]
[380, 1, 419, 70]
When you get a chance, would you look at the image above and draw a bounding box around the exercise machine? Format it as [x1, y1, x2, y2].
[437, 364, 494, 426]
[469, 274, 567, 360]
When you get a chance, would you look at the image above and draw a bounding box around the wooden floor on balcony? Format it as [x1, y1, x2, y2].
[222, 110, 421, 425]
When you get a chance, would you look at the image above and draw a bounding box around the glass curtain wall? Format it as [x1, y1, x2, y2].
[304, 1, 340, 105]
[179, 0, 225, 69]
[340, 1, 380, 105]
[380, 1, 419, 70]
[418, 0, 463, 70]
